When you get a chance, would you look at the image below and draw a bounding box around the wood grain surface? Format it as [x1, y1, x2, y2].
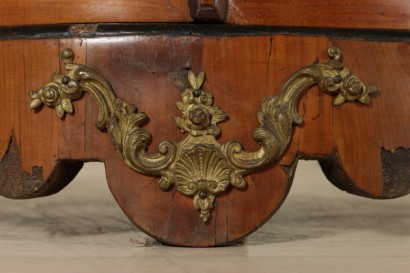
[228, 0, 410, 30]
[1, 0, 409, 30]
[0, 35, 408, 246]
[0, 1, 191, 27]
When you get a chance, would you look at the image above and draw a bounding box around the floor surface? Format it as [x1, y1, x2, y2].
[1, 161, 409, 272]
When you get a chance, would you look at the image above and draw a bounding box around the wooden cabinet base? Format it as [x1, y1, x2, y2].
[0, 33, 408, 247]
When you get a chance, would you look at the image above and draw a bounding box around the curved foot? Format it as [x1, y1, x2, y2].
[320, 148, 410, 199]
[0, 133, 83, 199]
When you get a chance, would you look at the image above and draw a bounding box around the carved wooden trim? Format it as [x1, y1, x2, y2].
[188, 0, 228, 22]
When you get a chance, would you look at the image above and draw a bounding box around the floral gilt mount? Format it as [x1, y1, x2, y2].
[29, 47, 377, 222]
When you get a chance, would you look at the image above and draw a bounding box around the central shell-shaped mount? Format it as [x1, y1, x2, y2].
[174, 146, 232, 222]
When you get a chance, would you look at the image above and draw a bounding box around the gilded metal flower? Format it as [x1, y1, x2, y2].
[29, 73, 81, 118]
[333, 75, 378, 105]
[173, 71, 227, 136]
[319, 47, 378, 106]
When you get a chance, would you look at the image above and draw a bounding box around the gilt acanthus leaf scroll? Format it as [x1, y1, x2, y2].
[29, 47, 377, 222]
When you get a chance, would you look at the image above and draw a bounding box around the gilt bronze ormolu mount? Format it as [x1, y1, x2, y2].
[29, 47, 377, 222]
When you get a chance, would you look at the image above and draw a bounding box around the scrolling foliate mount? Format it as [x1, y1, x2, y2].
[29, 47, 377, 222]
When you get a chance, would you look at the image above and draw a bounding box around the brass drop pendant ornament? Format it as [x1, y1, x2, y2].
[29, 47, 378, 222]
